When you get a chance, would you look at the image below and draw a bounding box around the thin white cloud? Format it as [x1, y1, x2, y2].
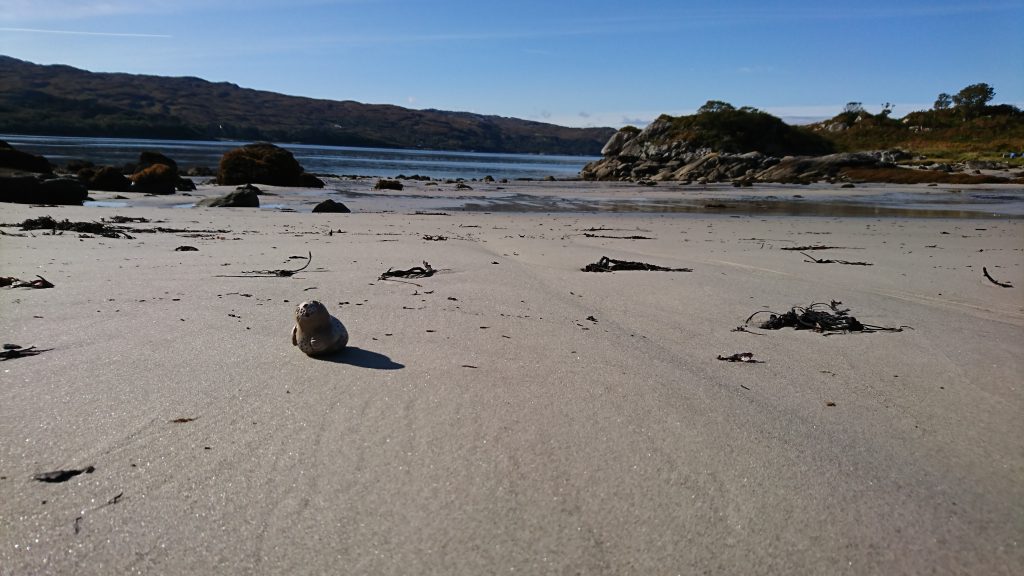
[0, 27, 172, 38]
[0, 0, 345, 22]
[0, 1, 155, 21]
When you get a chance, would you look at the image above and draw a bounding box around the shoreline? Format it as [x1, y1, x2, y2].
[74, 177, 1024, 219]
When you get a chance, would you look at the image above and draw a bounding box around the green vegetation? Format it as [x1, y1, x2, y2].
[813, 83, 1024, 160]
[658, 102, 835, 156]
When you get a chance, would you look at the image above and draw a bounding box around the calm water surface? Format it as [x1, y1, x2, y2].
[1, 134, 597, 181]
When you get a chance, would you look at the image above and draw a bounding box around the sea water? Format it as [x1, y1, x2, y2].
[1, 134, 597, 181]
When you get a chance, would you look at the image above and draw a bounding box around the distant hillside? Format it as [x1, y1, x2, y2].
[0, 56, 615, 155]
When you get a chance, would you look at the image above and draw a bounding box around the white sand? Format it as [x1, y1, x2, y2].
[1, 193, 1022, 574]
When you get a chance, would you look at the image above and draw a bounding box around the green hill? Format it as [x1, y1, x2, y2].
[0, 56, 615, 155]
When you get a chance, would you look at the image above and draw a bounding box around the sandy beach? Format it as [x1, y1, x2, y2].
[1, 181, 1022, 574]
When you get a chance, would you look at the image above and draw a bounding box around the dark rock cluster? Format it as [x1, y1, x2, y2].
[0, 140, 87, 205]
[1, 140, 330, 206]
[581, 121, 910, 184]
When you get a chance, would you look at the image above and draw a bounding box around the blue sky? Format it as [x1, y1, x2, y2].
[1, 0, 1022, 128]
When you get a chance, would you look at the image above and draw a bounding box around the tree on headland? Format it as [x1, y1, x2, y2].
[951, 83, 995, 117]
[697, 100, 736, 114]
[933, 92, 952, 110]
[843, 102, 866, 114]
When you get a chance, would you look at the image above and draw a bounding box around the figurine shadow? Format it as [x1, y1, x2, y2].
[315, 346, 404, 370]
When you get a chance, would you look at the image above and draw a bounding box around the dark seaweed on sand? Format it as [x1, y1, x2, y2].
[582, 256, 691, 273]
[745, 301, 906, 335]
[18, 216, 134, 239]
[380, 261, 436, 280]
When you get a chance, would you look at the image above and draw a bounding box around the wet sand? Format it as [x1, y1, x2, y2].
[1, 183, 1022, 574]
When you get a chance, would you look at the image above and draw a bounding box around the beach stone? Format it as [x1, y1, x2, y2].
[312, 199, 351, 213]
[374, 179, 403, 190]
[176, 177, 197, 192]
[296, 173, 325, 188]
[0, 140, 52, 173]
[217, 142, 305, 186]
[198, 187, 260, 207]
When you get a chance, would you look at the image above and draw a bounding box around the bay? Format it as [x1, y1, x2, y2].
[0, 134, 598, 181]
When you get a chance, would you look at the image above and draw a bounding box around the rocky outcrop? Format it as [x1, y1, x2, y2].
[217, 142, 320, 187]
[754, 153, 885, 183]
[582, 125, 908, 184]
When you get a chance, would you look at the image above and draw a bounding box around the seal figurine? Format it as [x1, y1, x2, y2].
[291, 300, 349, 356]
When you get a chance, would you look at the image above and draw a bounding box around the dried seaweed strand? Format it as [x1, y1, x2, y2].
[800, 252, 872, 266]
[983, 267, 1013, 288]
[240, 251, 312, 277]
[380, 261, 436, 280]
[582, 256, 692, 273]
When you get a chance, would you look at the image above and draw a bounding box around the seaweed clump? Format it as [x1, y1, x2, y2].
[744, 301, 906, 335]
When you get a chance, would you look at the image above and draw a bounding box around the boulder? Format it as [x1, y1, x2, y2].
[0, 173, 87, 205]
[176, 177, 197, 192]
[600, 129, 637, 156]
[128, 150, 184, 194]
[138, 151, 178, 174]
[131, 163, 178, 194]
[0, 140, 52, 173]
[198, 188, 260, 207]
[39, 178, 89, 204]
[312, 199, 351, 213]
[81, 166, 133, 192]
[217, 142, 305, 186]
